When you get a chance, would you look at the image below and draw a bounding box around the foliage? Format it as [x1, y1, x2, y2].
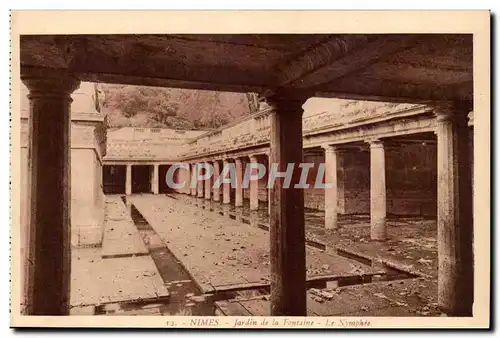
[101, 84, 252, 130]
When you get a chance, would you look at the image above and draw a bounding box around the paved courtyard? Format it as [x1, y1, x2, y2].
[70, 194, 441, 316]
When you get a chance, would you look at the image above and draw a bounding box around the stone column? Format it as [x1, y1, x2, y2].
[204, 161, 212, 199]
[213, 160, 221, 202]
[22, 68, 80, 315]
[268, 92, 308, 316]
[197, 162, 204, 198]
[267, 153, 271, 215]
[435, 102, 473, 316]
[190, 163, 197, 196]
[125, 164, 132, 196]
[368, 139, 387, 240]
[151, 164, 159, 194]
[222, 159, 231, 204]
[235, 158, 243, 207]
[337, 154, 346, 214]
[184, 163, 191, 194]
[323, 145, 339, 229]
[249, 155, 259, 210]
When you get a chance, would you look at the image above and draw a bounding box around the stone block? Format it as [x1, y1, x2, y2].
[71, 224, 103, 248]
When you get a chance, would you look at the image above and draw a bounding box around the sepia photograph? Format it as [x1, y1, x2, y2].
[9, 10, 490, 328]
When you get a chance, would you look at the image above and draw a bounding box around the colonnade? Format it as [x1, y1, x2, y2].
[321, 140, 387, 240]
[185, 154, 270, 212]
[182, 102, 473, 316]
[122, 163, 160, 195]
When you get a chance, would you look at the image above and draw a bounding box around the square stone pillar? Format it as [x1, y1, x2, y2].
[204, 161, 212, 199]
[322, 144, 339, 229]
[267, 92, 308, 316]
[22, 68, 80, 315]
[235, 158, 243, 207]
[435, 102, 473, 316]
[368, 139, 387, 240]
[70, 148, 102, 247]
[267, 152, 271, 215]
[337, 154, 346, 214]
[222, 159, 231, 204]
[151, 164, 159, 194]
[184, 163, 191, 194]
[213, 160, 221, 202]
[196, 162, 204, 198]
[125, 164, 132, 196]
[190, 163, 197, 196]
[249, 155, 259, 210]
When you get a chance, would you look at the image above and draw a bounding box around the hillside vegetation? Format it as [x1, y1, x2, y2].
[102, 84, 254, 130]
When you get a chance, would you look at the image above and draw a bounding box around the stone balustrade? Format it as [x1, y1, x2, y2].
[181, 101, 428, 161]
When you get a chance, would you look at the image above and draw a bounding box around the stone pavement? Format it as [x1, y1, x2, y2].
[304, 211, 438, 278]
[170, 193, 441, 317]
[70, 249, 169, 308]
[174, 194, 438, 279]
[69, 195, 169, 314]
[128, 194, 384, 294]
[215, 277, 439, 316]
[69, 193, 441, 317]
[101, 196, 149, 258]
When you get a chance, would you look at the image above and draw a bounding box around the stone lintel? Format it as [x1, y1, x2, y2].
[434, 101, 472, 124]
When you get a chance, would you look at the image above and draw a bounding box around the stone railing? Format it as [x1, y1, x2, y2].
[302, 101, 420, 135]
[102, 100, 442, 163]
[181, 101, 426, 160]
[180, 109, 272, 160]
[104, 140, 186, 161]
[103, 127, 207, 161]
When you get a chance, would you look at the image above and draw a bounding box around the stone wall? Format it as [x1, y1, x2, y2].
[386, 143, 437, 216]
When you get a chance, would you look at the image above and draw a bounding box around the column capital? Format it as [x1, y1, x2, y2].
[366, 139, 384, 148]
[321, 144, 337, 153]
[263, 89, 309, 112]
[21, 67, 80, 97]
[249, 154, 259, 162]
[468, 111, 474, 125]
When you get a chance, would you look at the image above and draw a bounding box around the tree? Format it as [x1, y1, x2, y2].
[101, 84, 251, 130]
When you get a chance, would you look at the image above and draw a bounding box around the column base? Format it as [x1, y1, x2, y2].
[71, 222, 103, 248]
[369, 237, 387, 242]
[325, 214, 339, 230]
[370, 217, 386, 240]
